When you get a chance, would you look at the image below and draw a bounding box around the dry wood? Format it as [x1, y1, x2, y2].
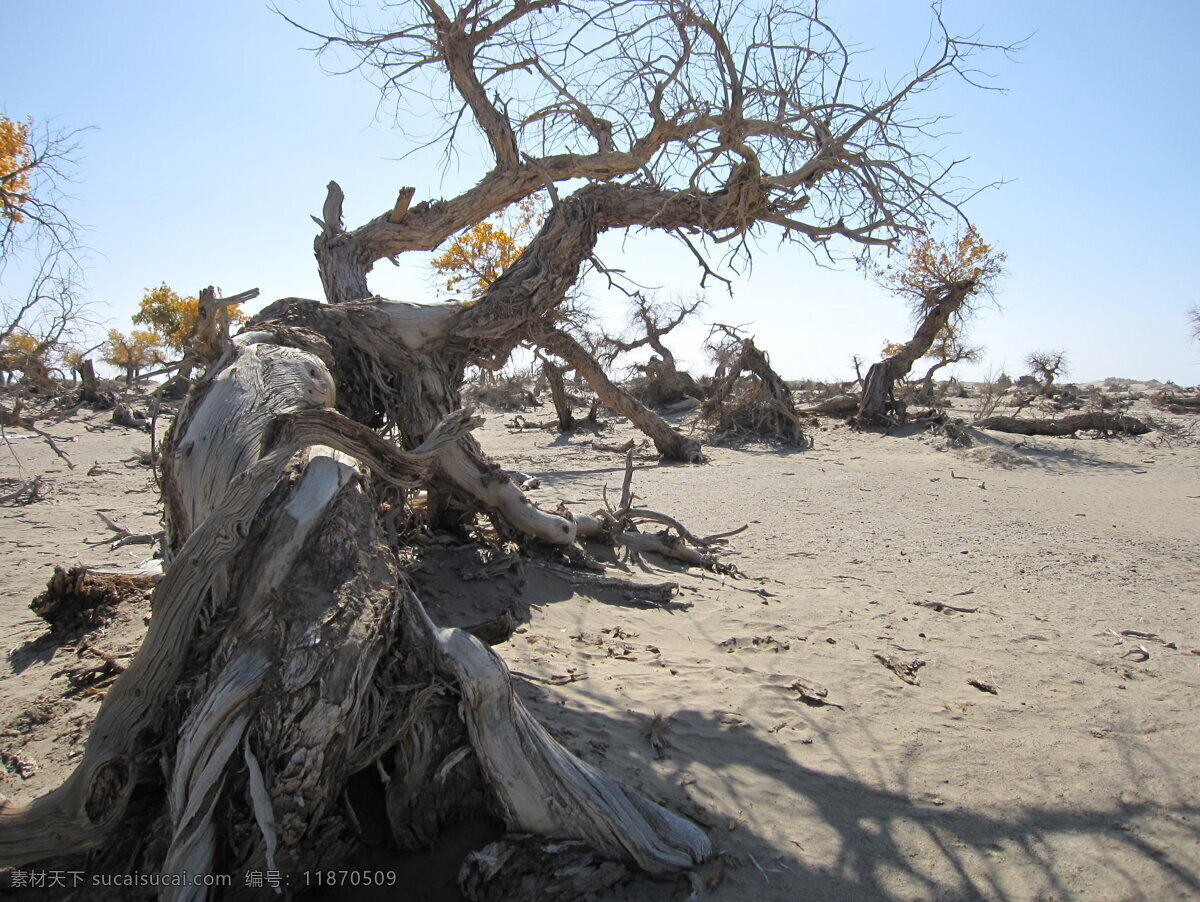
[874, 653, 927, 685]
[425, 608, 711, 873]
[110, 404, 149, 431]
[703, 326, 806, 446]
[0, 475, 44, 504]
[592, 439, 636, 455]
[914, 599, 979, 614]
[0, 332, 713, 885]
[976, 413, 1151, 436]
[459, 835, 628, 902]
[538, 327, 702, 462]
[789, 679, 844, 709]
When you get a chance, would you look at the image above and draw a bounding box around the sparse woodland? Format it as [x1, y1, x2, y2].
[0, 2, 1193, 900]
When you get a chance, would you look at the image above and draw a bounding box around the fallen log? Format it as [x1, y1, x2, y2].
[975, 412, 1150, 436]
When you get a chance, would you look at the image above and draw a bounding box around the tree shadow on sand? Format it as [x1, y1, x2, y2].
[520, 683, 1200, 901]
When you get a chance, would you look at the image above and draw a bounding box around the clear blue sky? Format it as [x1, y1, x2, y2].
[6, 0, 1200, 383]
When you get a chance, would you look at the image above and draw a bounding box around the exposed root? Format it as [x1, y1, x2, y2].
[568, 451, 743, 575]
[30, 565, 155, 634]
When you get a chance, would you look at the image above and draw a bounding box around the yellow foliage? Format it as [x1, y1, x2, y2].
[431, 196, 544, 298]
[133, 283, 245, 353]
[878, 224, 1005, 313]
[0, 115, 33, 224]
[61, 346, 86, 370]
[880, 340, 907, 359]
[0, 331, 44, 371]
[101, 328, 165, 372]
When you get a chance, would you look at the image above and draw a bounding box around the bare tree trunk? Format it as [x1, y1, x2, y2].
[75, 358, 109, 407]
[854, 279, 974, 427]
[541, 357, 575, 432]
[537, 327, 702, 462]
[0, 330, 711, 891]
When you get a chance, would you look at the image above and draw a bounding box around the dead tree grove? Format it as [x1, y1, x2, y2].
[0, 1, 1009, 895]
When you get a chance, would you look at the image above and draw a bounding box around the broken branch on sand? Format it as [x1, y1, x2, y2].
[0, 475, 45, 505]
[874, 653, 927, 685]
[914, 599, 980, 614]
[90, 511, 162, 550]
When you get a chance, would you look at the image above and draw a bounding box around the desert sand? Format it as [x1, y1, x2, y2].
[2, 385, 1198, 900]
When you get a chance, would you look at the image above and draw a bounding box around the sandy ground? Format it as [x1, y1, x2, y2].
[2, 386, 1199, 900]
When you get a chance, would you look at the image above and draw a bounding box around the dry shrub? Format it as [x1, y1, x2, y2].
[972, 369, 1007, 423]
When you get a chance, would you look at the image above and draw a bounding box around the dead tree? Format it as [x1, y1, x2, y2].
[2, 119, 91, 394]
[915, 328, 981, 402]
[535, 350, 575, 431]
[1026, 350, 1069, 396]
[703, 325, 806, 445]
[601, 294, 705, 408]
[855, 227, 1004, 426]
[0, 0, 1011, 892]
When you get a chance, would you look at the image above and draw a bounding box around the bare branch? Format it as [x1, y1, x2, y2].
[291, 0, 1016, 300]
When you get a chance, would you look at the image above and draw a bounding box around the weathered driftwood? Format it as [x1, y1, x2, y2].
[0, 331, 711, 889]
[975, 413, 1151, 437]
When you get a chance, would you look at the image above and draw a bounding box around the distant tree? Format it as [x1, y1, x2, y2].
[1, 116, 90, 388]
[1026, 350, 1068, 396]
[855, 225, 1004, 425]
[431, 196, 544, 299]
[101, 328, 165, 386]
[1189, 305, 1199, 342]
[916, 324, 982, 401]
[132, 282, 246, 355]
[0, 331, 41, 385]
